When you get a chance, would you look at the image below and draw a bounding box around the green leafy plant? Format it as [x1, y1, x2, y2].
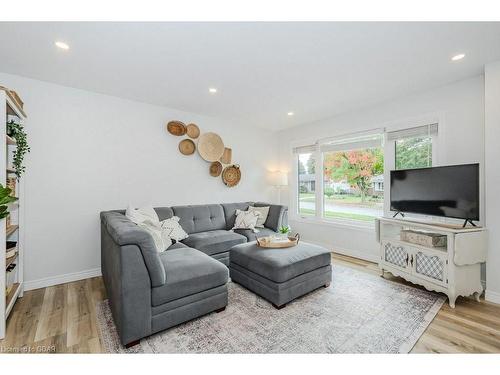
[7, 120, 30, 179]
[279, 225, 291, 235]
[0, 184, 18, 219]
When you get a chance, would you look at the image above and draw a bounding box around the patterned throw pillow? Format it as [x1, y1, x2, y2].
[248, 206, 270, 228]
[126, 204, 171, 252]
[137, 222, 172, 252]
[232, 209, 260, 233]
[160, 216, 189, 241]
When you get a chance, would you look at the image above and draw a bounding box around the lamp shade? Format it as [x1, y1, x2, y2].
[269, 171, 288, 186]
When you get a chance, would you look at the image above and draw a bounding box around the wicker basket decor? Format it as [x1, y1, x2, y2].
[178, 139, 196, 155]
[221, 164, 241, 187]
[166, 121, 187, 136]
[186, 123, 200, 139]
[209, 161, 223, 177]
[197, 132, 225, 162]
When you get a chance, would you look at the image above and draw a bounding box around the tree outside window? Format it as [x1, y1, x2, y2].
[322, 147, 384, 222]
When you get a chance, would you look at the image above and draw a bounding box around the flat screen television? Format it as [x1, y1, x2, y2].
[390, 163, 479, 224]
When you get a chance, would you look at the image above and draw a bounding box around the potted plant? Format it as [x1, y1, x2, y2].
[7, 120, 30, 179]
[0, 184, 17, 220]
[278, 225, 291, 239]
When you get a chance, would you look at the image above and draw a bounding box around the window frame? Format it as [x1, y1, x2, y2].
[291, 130, 385, 230]
[290, 120, 441, 229]
[384, 122, 440, 218]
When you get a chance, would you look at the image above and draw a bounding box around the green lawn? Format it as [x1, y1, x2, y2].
[299, 208, 375, 222]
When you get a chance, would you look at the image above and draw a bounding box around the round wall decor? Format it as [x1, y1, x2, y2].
[222, 164, 241, 187]
[167, 121, 187, 136]
[209, 161, 223, 177]
[197, 132, 225, 162]
[186, 123, 200, 139]
[179, 139, 196, 155]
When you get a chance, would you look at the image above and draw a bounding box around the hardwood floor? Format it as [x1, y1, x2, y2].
[1, 253, 499, 353]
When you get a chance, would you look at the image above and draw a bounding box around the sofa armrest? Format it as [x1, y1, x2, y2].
[254, 202, 288, 232]
[101, 222, 152, 345]
[100, 211, 166, 287]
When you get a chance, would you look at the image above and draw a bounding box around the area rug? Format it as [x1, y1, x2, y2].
[96, 265, 445, 353]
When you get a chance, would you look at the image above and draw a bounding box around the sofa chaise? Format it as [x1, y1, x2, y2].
[100, 202, 288, 347]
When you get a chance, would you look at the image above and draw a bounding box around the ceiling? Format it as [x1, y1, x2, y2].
[1, 22, 500, 131]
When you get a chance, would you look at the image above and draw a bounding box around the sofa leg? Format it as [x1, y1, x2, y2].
[125, 339, 140, 348]
[273, 303, 286, 310]
[215, 306, 226, 313]
[324, 282, 331, 288]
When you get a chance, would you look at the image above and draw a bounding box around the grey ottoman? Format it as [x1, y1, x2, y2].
[229, 241, 332, 308]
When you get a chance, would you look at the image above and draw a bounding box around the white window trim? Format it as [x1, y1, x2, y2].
[384, 119, 442, 218]
[291, 129, 384, 229]
[290, 116, 443, 230]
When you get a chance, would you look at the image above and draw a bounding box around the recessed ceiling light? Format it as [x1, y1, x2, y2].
[55, 41, 69, 50]
[451, 53, 465, 61]
[287, 112, 294, 116]
[209, 88, 217, 93]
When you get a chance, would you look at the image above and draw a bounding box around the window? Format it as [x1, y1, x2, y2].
[293, 143, 318, 217]
[297, 152, 316, 216]
[292, 124, 438, 225]
[388, 124, 437, 170]
[321, 133, 384, 222]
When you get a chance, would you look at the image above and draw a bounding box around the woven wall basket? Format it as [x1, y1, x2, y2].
[209, 161, 223, 177]
[220, 147, 232, 164]
[179, 139, 196, 155]
[222, 164, 241, 187]
[166, 121, 187, 136]
[197, 132, 225, 162]
[186, 123, 200, 139]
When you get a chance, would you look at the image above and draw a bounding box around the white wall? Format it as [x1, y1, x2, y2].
[277, 76, 485, 262]
[485, 61, 500, 304]
[0, 72, 279, 290]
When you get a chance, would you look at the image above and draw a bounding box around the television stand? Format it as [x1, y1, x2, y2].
[462, 219, 477, 228]
[392, 211, 405, 218]
[376, 217, 486, 308]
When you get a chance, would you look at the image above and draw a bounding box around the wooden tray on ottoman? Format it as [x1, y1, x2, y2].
[256, 234, 300, 248]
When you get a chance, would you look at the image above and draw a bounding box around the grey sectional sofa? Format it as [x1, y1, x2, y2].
[100, 202, 287, 347]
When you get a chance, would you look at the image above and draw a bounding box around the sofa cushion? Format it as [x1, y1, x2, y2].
[221, 202, 252, 229]
[152, 248, 228, 306]
[234, 227, 277, 241]
[172, 204, 226, 234]
[155, 207, 174, 221]
[254, 203, 287, 231]
[182, 230, 247, 256]
[229, 242, 331, 283]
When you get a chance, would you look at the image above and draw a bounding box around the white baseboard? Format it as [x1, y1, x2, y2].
[332, 246, 379, 263]
[485, 289, 500, 305]
[24, 268, 102, 291]
[303, 239, 379, 263]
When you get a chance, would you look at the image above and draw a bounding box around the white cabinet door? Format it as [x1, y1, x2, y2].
[411, 247, 448, 287]
[382, 241, 410, 273]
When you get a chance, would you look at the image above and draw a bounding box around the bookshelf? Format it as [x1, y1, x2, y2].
[0, 87, 26, 339]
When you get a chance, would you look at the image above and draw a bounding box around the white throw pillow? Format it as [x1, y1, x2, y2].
[137, 222, 172, 252]
[126, 204, 160, 227]
[248, 206, 270, 228]
[232, 209, 260, 233]
[126, 204, 171, 252]
[161, 216, 189, 241]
